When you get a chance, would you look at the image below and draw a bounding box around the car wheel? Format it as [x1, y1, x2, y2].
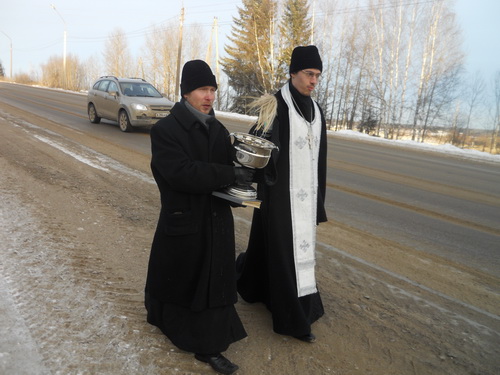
[119, 110, 132, 132]
[88, 103, 101, 124]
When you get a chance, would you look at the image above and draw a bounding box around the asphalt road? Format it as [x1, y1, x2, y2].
[1, 81, 499, 277]
[1, 81, 500, 375]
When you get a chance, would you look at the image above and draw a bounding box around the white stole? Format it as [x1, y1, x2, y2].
[281, 83, 321, 297]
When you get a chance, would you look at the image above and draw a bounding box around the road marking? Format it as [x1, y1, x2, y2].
[328, 182, 500, 236]
[33, 134, 110, 172]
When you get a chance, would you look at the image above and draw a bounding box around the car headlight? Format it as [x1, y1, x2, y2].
[131, 103, 148, 111]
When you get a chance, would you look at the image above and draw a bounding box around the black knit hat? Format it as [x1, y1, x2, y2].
[289, 45, 323, 74]
[180, 60, 218, 96]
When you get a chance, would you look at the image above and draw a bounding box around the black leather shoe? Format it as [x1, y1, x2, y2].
[293, 333, 316, 343]
[195, 353, 239, 374]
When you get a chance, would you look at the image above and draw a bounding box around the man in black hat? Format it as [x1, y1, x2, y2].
[145, 60, 253, 375]
[236, 46, 327, 343]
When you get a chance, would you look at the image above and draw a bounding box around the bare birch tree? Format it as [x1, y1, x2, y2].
[82, 55, 101, 90]
[41, 54, 85, 91]
[314, 0, 340, 128]
[143, 22, 180, 100]
[396, 3, 417, 138]
[310, 0, 463, 139]
[462, 71, 486, 147]
[103, 28, 132, 77]
[410, 1, 463, 142]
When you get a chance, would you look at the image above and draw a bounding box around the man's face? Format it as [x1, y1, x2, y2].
[184, 86, 216, 114]
[290, 69, 321, 96]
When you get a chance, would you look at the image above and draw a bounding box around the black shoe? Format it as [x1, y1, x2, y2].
[195, 353, 239, 374]
[293, 333, 316, 343]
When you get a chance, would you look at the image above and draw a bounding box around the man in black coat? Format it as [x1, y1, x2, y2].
[236, 46, 327, 343]
[145, 60, 253, 375]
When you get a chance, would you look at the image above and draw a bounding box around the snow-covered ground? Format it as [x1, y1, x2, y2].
[332, 129, 500, 164]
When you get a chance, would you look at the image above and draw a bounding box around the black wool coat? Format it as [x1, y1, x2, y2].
[145, 101, 237, 312]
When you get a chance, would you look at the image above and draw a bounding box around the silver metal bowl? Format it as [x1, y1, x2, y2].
[231, 132, 278, 169]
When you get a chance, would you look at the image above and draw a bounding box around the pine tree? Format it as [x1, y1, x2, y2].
[278, 0, 312, 73]
[222, 0, 314, 113]
[222, 0, 278, 113]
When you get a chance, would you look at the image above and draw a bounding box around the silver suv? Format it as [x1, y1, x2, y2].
[87, 76, 174, 132]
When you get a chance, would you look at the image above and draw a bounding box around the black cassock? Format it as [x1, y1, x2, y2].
[145, 100, 246, 354]
[236, 82, 328, 337]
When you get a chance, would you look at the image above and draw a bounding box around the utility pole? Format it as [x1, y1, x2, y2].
[51, 4, 67, 88]
[215, 17, 220, 109]
[206, 18, 214, 63]
[1, 31, 12, 78]
[205, 17, 220, 109]
[175, 7, 185, 101]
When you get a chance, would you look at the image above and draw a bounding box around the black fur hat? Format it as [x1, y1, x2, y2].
[289, 45, 323, 74]
[180, 60, 217, 96]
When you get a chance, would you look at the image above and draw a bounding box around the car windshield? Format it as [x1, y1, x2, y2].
[120, 83, 162, 98]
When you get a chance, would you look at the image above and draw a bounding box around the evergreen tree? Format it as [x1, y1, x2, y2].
[0, 61, 5, 78]
[278, 0, 312, 74]
[222, 0, 278, 113]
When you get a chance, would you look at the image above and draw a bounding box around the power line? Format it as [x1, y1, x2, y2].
[315, 0, 440, 17]
[11, 0, 441, 51]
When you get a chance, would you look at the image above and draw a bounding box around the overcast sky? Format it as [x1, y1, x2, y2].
[0, 0, 498, 81]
